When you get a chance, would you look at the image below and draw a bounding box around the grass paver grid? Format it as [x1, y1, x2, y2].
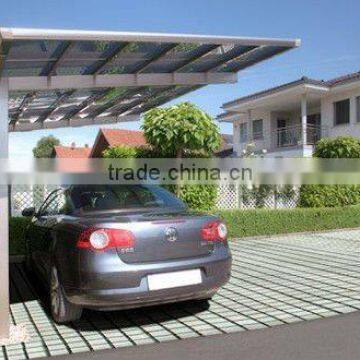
[3, 228, 360, 359]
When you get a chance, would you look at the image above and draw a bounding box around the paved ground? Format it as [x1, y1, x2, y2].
[2, 228, 360, 359]
[51, 310, 360, 360]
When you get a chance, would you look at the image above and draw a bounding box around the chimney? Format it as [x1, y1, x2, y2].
[71, 142, 76, 149]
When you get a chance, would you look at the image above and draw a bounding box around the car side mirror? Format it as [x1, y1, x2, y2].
[22, 207, 36, 217]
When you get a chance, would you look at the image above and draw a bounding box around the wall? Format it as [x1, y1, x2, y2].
[232, 109, 271, 155]
[321, 87, 360, 138]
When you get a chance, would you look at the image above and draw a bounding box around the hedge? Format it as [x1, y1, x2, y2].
[217, 204, 360, 238]
[10, 204, 360, 255]
[10, 217, 30, 256]
[300, 136, 360, 207]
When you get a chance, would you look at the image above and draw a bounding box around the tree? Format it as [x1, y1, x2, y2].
[142, 102, 221, 158]
[33, 135, 60, 158]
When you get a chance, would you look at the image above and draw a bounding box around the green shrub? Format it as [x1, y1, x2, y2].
[102, 145, 138, 158]
[180, 185, 218, 211]
[102, 145, 166, 158]
[217, 204, 360, 238]
[10, 217, 30, 256]
[314, 136, 360, 158]
[299, 184, 360, 207]
[300, 136, 360, 207]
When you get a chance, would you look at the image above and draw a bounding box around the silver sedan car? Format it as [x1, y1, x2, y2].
[23, 185, 232, 323]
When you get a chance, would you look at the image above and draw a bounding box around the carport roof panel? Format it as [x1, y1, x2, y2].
[0, 28, 300, 131]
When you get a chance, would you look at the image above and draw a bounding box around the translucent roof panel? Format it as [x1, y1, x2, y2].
[97, 42, 172, 75]
[0, 28, 300, 131]
[141, 44, 216, 73]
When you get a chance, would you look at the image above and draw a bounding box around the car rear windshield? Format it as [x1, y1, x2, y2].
[69, 185, 185, 212]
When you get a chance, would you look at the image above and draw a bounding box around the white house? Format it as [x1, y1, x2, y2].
[218, 71, 360, 157]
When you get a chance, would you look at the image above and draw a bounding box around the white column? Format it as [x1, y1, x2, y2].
[0, 76, 9, 338]
[350, 96, 356, 124]
[232, 120, 240, 156]
[247, 109, 252, 142]
[301, 94, 307, 146]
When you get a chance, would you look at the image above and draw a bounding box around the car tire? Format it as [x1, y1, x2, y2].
[50, 266, 82, 324]
[196, 298, 211, 308]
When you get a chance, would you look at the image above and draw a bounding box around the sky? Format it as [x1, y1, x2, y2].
[2, 0, 360, 158]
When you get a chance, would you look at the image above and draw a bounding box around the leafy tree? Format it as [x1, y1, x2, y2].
[33, 135, 60, 158]
[142, 102, 221, 158]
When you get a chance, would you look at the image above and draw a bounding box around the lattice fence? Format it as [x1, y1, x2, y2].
[216, 185, 299, 210]
[10, 184, 300, 216]
[11, 185, 59, 217]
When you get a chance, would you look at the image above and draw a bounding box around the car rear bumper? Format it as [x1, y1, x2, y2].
[63, 247, 231, 310]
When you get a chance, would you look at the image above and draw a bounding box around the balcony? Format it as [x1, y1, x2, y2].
[272, 124, 327, 148]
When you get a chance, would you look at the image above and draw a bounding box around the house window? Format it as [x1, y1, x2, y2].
[357, 96, 360, 122]
[252, 119, 263, 140]
[239, 123, 247, 143]
[334, 99, 350, 125]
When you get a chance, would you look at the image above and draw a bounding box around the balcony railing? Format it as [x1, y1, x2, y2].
[272, 124, 326, 148]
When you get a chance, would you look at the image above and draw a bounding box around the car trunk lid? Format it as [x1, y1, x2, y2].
[114, 212, 215, 263]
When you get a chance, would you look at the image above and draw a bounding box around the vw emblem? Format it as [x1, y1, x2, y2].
[164, 227, 178, 242]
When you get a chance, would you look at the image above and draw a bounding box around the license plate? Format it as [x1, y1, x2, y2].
[148, 269, 202, 291]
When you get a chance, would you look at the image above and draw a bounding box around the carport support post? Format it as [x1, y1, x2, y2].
[0, 76, 9, 339]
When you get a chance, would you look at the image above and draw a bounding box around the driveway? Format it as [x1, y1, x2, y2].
[3, 228, 360, 359]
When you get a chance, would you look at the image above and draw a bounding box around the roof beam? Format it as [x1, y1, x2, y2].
[40, 41, 74, 76]
[131, 43, 178, 73]
[9, 92, 36, 127]
[35, 42, 132, 123]
[76, 43, 178, 119]
[113, 86, 175, 116]
[202, 45, 257, 72]
[34, 90, 75, 123]
[13, 42, 74, 125]
[83, 42, 130, 75]
[170, 44, 219, 72]
[60, 89, 111, 122]
[0, 38, 11, 76]
[8, 72, 237, 91]
[128, 86, 203, 115]
[10, 114, 139, 132]
[82, 87, 144, 119]
[58, 43, 177, 121]
[0, 27, 301, 47]
[223, 45, 289, 73]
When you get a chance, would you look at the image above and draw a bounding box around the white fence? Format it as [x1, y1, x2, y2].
[10, 184, 299, 216]
[11, 185, 59, 217]
[215, 185, 299, 210]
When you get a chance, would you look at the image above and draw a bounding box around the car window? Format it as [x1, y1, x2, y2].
[69, 185, 185, 212]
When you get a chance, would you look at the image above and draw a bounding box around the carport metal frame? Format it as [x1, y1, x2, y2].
[0, 27, 300, 338]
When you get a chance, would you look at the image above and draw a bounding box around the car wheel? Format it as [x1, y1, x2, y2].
[50, 266, 82, 324]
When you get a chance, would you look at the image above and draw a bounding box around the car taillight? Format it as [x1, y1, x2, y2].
[77, 228, 135, 251]
[201, 221, 227, 242]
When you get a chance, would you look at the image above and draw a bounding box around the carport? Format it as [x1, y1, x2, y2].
[0, 26, 299, 338]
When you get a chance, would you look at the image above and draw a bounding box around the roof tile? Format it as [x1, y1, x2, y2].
[54, 146, 92, 158]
